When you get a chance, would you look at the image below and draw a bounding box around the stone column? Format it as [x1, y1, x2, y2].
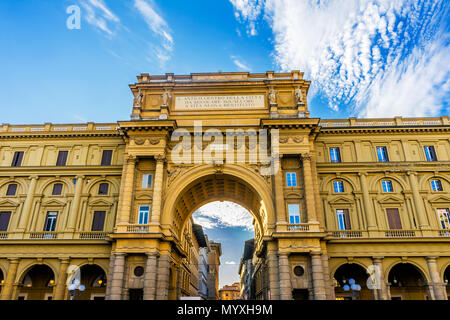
[54, 258, 70, 300]
[151, 154, 165, 223]
[311, 252, 327, 300]
[301, 154, 317, 223]
[278, 253, 292, 300]
[407, 172, 430, 230]
[17, 176, 38, 231]
[267, 241, 280, 300]
[118, 156, 137, 224]
[108, 253, 126, 300]
[156, 254, 170, 300]
[321, 254, 334, 300]
[273, 155, 287, 225]
[105, 254, 116, 298]
[358, 173, 377, 231]
[426, 257, 446, 300]
[1, 258, 19, 300]
[143, 253, 159, 300]
[372, 257, 388, 300]
[67, 175, 84, 231]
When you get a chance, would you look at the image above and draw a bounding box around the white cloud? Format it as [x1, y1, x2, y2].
[230, 0, 449, 117]
[230, 0, 264, 36]
[193, 201, 254, 231]
[80, 0, 120, 36]
[225, 261, 237, 265]
[231, 55, 251, 71]
[134, 0, 174, 64]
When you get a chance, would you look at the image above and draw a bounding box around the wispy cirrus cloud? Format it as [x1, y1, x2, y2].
[230, 0, 450, 117]
[134, 0, 174, 64]
[231, 55, 251, 71]
[79, 0, 120, 36]
[193, 201, 254, 231]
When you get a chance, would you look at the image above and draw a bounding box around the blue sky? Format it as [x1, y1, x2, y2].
[1, 0, 449, 290]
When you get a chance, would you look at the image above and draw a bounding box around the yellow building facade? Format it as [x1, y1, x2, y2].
[0, 71, 449, 300]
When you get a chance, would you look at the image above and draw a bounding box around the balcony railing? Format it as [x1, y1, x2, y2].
[28, 232, 58, 239]
[77, 232, 109, 239]
[287, 224, 310, 231]
[0, 232, 9, 239]
[126, 224, 151, 233]
[331, 230, 363, 238]
[439, 230, 450, 237]
[384, 230, 416, 238]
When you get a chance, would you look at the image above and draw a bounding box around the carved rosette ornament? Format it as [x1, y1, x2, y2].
[134, 138, 145, 145]
[149, 138, 160, 145]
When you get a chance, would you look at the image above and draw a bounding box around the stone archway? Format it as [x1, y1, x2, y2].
[75, 265, 107, 300]
[388, 263, 428, 300]
[18, 265, 55, 300]
[443, 265, 450, 300]
[333, 263, 373, 300]
[0, 268, 3, 295]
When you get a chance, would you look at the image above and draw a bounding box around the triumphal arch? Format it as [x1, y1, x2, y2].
[109, 71, 328, 300]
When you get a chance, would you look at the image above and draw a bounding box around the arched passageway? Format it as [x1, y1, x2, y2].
[388, 263, 428, 300]
[18, 265, 55, 300]
[443, 265, 450, 300]
[73, 265, 107, 300]
[0, 269, 4, 295]
[333, 264, 373, 300]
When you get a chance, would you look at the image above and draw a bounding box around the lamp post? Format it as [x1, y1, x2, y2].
[343, 278, 361, 300]
[68, 279, 85, 300]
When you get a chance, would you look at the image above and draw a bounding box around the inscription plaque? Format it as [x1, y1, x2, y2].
[174, 95, 265, 110]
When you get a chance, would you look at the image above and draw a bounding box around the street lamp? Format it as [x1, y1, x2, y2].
[68, 278, 85, 300]
[343, 278, 361, 300]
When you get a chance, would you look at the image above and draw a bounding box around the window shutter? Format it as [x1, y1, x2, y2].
[343, 209, 351, 230]
[386, 209, 402, 229]
[6, 184, 17, 196]
[101, 150, 113, 166]
[92, 211, 106, 231]
[56, 151, 68, 166]
[0, 212, 11, 231]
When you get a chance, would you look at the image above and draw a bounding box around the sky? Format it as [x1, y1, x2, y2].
[0, 0, 449, 291]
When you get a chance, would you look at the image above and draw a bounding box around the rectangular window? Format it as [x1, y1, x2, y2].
[424, 146, 437, 161]
[329, 147, 341, 163]
[437, 209, 450, 230]
[101, 150, 113, 166]
[286, 172, 297, 187]
[431, 179, 443, 192]
[333, 181, 344, 193]
[11, 151, 24, 167]
[386, 208, 402, 230]
[138, 206, 150, 225]
[52, 184, 63, 196]
[56, 151, 68, 166]
[44, 212, 58, 232]
[6, 184, 18, 196]
[92, 211, 106, 231]
[142, 174, 153, 188]
[382, 180, 394, 192]
[98, 183, 109, 195]
[336, 209, 351, 230]
[288, 204, 301, 224]
[0, 212, 12, 231]
[376, 146, 389, 162]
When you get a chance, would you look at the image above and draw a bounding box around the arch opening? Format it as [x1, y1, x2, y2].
[388, 263, 428, 300]
[333, 263, 373, 300]
[73, 264, 107, 300]
[18, 265, 55, 300]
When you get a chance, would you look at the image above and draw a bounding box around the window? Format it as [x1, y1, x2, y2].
[288, 204, 301, 224]
[376, 146, 389, 162]
[44, 212, 58, 231]
[52, 183, 63, 196]
[333, 181, 344, 193]
[430, 179, 443, 192]
[101, 150, 113, 166]
[92, 211, 106, 231]
[56, 151, 68, 166]
[6, 184, 17, 196]
[98, 183, 109, 195]
[424, 146, 437, 161]
[329, 147, 341, 163]
[336, 209, 351, 230]
[0, 212, 11, 231]
[437, 209, 450, 230]
[138, 206, 150, 225]
[11, 151, 24, 167]
[386, 208, 402, 230]
[286, 172, 297, 187]
[382, 180, 394, 192]
[142, 174, 153, 188]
